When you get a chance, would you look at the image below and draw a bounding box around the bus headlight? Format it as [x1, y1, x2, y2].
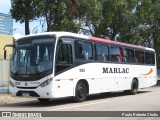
[9, 81, 15, 87]
[40, 78, 53, 88]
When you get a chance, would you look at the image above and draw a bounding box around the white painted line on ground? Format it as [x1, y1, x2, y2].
[48, 100, 110, 111]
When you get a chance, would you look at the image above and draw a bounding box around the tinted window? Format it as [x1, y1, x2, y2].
[145, 51, 151, 64]
[151, 52, 155, 65]
[123, 48, 135, 63]
[110, 46, 122, 63]
[95, 44, 109, 62]
[55, 38, 73, 74]
[57, 44, 73, 65]
[123, 48, 128, 63]
[75, 41, 93, 60]
[135, 50, 144, 64]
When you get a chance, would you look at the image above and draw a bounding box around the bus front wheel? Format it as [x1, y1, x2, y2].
[74, 81, 87, 102]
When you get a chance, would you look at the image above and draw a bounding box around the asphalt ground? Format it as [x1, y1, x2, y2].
[0, 85, 160, 120]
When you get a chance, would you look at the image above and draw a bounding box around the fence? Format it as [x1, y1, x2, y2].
[0, 56, 10, 94]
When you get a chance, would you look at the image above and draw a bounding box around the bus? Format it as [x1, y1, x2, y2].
[4, 32, 157, 102]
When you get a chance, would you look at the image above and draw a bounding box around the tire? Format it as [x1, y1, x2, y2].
[74, 81, 87, 102]
[129, 79, 138, 95]
[37, 98, 50, 103]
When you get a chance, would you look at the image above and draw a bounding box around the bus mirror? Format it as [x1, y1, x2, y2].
[4, 50, 7, 60]
[3, 44, 15, 60]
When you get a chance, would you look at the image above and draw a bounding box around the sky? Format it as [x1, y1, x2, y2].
[0, 0, 42, 38]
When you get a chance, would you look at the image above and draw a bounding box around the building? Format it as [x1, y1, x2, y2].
[0, 13, 13, 93]
[0, 13, 13, 57]
[0, 34, 13, 58]
[0, 13, 13, 35]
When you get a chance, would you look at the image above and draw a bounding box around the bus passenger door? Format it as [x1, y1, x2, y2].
[54, 38, 74, 97]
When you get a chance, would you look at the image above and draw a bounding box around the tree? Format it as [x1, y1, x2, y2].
[10, 0, 37, 35]
[135, 0, 160, 65]
[35, 0, 85, 32]
[78, 0, 106, 37]
[81, 0, 139, 40]
[10, 0, 160, 66]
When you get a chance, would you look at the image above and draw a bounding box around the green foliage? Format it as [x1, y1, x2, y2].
[10, 0, 37, 35]
[10, 0, 160, 65]
[34, 0, 82, 32]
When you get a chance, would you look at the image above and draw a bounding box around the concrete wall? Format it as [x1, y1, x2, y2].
[0, 34, 13, 56]
[0, 57, 10, 93]
[0, 34, 13, 93]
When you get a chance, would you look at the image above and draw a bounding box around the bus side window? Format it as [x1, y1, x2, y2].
[140, 51, 145, 64]
[145, 51, 151, 64]
[135, 50, 144, 64]
[76, 42, 85, 59]
[57, 43, 72, 64]
[119, 48, 123, 62]
[61, 44, 72, 64]
[135, 50, 140, 63]
[141, 51, 155, 65]
[123, 48, 128, 63]
[95, 43, 109, 62]
[127, 49, 134, 63]
[75, 41, 93, 60]
[110, 46, 121, 63]
[151, 52, 155, 65]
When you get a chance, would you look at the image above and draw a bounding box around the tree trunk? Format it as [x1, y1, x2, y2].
[24, 0, 30, 35]
[25, 20, 30, 35]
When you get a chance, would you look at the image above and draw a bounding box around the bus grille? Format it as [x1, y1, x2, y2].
[16, 91, 40, 97]
[16, 87, 38, 89]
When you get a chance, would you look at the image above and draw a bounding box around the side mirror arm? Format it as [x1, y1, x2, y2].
[3, 44, 15, 60]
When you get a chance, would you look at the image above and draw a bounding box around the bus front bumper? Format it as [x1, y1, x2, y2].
[9, 83, 54, 98]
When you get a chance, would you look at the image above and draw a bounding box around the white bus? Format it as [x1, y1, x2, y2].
[4, 32, 157, 102]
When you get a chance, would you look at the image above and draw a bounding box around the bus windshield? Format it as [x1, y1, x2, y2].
[11, 36, 55, 80]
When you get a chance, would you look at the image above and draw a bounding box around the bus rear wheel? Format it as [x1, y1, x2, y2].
[125, 79, 138, 95]
[74, 81, 87, 102]
[130, 79, 138, 95]
[37, 98, 50, 103]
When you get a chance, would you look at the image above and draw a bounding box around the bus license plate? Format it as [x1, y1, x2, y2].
[22, 93, 30, 97]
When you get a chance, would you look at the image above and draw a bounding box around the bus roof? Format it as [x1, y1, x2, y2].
[17, 31, 154, 51]
[18, 31, 88, 40]
[89, 36, 147, 50]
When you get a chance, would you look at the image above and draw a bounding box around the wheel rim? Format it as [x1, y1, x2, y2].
[77, 85, 85, 99]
